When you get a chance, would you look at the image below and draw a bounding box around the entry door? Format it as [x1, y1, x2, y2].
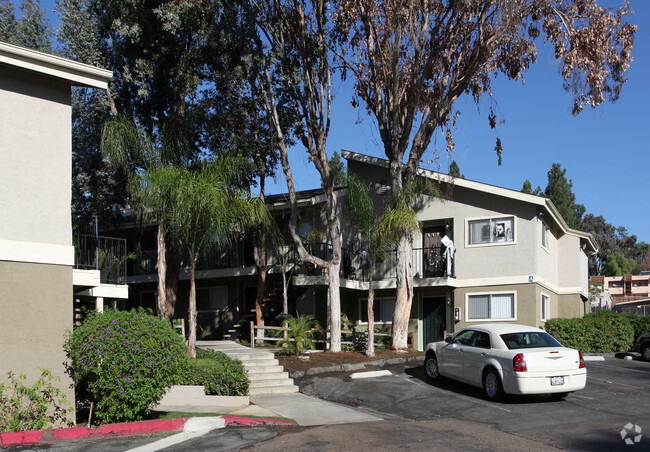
[423, 297, 446, 345]
[422, 226, 445, 277]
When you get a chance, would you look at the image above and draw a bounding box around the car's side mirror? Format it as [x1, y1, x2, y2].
[444, 336, 453, 344]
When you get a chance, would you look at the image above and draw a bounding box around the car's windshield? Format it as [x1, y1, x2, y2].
[500, 332, 562, 350]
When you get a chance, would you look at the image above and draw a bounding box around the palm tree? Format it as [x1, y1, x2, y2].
[101, 118, 183, 320]
[276, 314, 322, 356]
[138, 159, 268, 357]
[344, 173, 425, 356]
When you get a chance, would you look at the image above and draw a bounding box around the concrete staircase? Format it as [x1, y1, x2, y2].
[197, 341, 299, 395]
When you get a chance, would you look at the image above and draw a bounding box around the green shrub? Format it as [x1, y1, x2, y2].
[177, 350, 249, 395]
[544, 311, 634, 353]
[64, 308, 187, 424]
[623, 313, 650, 340]
[0, 370, 72, 432]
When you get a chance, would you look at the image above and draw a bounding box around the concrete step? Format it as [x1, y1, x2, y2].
[242, 359, 280, 368]
[247, 371, 289, 381]
[249, 385, 299, 395]
[250, 378, 298, 389]
[244, 364, 283, 372]
[197, 341, 298, 395]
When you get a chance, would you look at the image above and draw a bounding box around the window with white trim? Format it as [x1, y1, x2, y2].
[196, 286, 228, 311]
[541, 220, 550, 250]
[360, 298, 395, 323]
[541, 293, 550, 321]
[467, 293, 515, 320]
[467, 216, 514, 245]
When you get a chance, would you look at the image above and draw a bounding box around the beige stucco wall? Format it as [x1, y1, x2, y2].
[557, 293, 584, 319]
[0, 65, 72, 247]
[453, 283, 538, 330]
[0, 261, 74, 412]
[558, 233, 588, 295]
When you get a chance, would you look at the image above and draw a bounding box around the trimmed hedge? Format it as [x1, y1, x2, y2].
[623, 313, 650, 341]
[544, 311, 635, 353]
[177, 350, 249, 396]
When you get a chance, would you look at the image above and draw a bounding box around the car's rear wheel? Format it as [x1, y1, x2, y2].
[642, 344, 650, 361]
[424, 354, 440, 381]
[483, 369, 504, 401]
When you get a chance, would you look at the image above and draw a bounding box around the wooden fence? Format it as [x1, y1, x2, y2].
[249, 322, 390, 350]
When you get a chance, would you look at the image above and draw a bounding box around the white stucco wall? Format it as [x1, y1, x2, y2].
[0, 65, 72, 249]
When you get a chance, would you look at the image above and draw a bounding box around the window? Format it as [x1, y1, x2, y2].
[196, 286, 228, 311]
[467, 216, 514, 245]
[467, 293, 515, 320]
[501, 332, 562, 350]
[361, 298, 395, 323]
[541, 293, 550, 322]
[541, 221, 550, 250]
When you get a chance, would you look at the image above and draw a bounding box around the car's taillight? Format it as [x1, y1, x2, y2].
[513, 353, 527, 372]
[578, 351, 585, 369]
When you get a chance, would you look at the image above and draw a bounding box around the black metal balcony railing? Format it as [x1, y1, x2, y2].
[132, 242, 255, 276]
[302, 244, 454, 281]
[128, 242, 454, 282]
[74, 234, 128, 285]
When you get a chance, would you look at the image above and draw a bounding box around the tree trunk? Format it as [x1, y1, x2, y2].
[165, 239, 181, 320]
[254, 257, 266, 345]
[156, 225, 167, 320]
[254, 181, 267, 344]
[366, 262, 375, 358]
[282, 261, 288, 341]
[188, 254, 197, 358]
[392, 233, 414, 351]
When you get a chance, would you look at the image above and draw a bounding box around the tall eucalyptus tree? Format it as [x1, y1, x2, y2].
[333, 0, 636, 349]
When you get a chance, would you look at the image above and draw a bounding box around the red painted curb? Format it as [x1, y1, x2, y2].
[0, 418, 189, 447]
[222, 416, 296, 427]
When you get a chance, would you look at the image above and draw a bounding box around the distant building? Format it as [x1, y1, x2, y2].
[591, 273, 650, 315]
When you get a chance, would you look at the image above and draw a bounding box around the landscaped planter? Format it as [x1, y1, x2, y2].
[154, 385, 249, 412]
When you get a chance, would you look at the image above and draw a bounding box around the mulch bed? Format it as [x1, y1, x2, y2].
[275, 349, 424, 373]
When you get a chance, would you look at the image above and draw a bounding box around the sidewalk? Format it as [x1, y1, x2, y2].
[0, 356, 390, 447]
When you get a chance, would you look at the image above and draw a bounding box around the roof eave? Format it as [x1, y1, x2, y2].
[0, 41, 112, 89]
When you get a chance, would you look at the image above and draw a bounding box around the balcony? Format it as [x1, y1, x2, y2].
[297, 243, 455, 284]
[130, 241, 255, 277]
[74, 234, 128, 285]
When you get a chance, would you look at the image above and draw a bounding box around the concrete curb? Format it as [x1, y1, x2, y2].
[0, 416, 296, 447]
[289, 354, 424, 378]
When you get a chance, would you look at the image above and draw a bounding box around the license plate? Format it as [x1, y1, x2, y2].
[550, 376, 565, 386]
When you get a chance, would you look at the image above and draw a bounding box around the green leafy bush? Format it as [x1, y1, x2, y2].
[0, 369, 71, 432]
[623, 313, 650, 340]
[544, 311, 634, 353]
[177, 350, 249, 395]
[64, 308, 187, 424]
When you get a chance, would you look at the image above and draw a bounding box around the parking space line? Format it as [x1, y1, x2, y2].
[587, 376, 640, 389]
[587, 362, 649, 374]
[398, 375, 512, 413]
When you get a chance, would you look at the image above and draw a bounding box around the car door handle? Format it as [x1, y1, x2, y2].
[480, 352, 487, 356]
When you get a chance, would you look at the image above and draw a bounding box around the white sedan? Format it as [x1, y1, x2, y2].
[424, 323, 586, 401]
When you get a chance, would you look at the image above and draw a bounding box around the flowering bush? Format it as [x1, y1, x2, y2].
[544, 311, 634, 353]
[64, 309, 187, 424]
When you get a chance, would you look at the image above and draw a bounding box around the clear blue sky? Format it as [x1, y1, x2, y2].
[28, 0, 650, 243]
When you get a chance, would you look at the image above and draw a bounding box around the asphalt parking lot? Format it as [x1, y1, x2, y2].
[297, 354, 650, 451]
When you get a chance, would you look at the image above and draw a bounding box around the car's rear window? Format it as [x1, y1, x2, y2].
[500, 332, 562, 350]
